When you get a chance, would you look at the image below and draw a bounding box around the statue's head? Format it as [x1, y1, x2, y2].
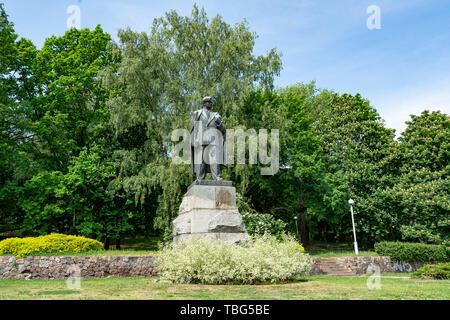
[202, 96, 213, 110]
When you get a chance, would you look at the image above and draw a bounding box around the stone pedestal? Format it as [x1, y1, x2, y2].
[172, 182, 250, 244]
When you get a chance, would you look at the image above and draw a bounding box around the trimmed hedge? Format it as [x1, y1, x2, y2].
[413, 262, 450, 280]
[0, 233, 104, 258]
[374, 241, 448, 262]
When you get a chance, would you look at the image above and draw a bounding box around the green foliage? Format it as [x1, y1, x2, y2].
[238, 192, 287, 239]
[156, 234, 312, 284]
[252, 84, 399, 245]
[374, 241, 448, 262]
[162, 227, 173, 244]
[281, 85, 349, 242]
[0, 21, 120, 236]
[60, 148, 135, 241]
[0, 233, 104, 258]
[18, 148, 137, 242]
[300, 90, 403, 245]
[413, 262, 450, 280]
[241, 211, 287, 240]
[29, 25, 114, 171]
[394, 111, 450, 245]
[399, 110, 449, 172]
[19, 171, 67, 235]
[365, 111, 450, 246]
[0, 3, 18, 102]
[0, 4, 38, 233]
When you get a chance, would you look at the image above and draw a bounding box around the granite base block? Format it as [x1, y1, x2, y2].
[173, 184, 249, 244]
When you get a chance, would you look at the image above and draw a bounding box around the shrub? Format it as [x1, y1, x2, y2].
[374, 241, 448, 262]
[241, 211, 288, 240]
[163, 227, 173, 244]
[413, 262, 450, 280]
[156, 234, 312, 284]
[237, 193, 287, 240]
[0, 233, 104, 258]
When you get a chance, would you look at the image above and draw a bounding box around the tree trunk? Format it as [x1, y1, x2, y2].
[104, 237, 110, 250]
[299, 212, 309, 245]
[72, 214, 77, 235]
[116, 238, 121, 250]
[167, 203, 173, 231]
[299, 197, 309, 245]
[321, 222, 328, 243]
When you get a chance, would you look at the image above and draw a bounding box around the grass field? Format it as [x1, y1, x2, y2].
[0, 274, 448, 300]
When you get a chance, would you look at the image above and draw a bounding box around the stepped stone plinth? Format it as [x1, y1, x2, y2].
[172, 182, 250, 244]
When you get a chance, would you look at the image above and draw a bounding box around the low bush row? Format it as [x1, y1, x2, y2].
[0, 233, 104, 258]
[374, 241, 448, 262]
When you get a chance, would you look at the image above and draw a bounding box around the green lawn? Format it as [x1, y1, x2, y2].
[0, 274, 448, 300]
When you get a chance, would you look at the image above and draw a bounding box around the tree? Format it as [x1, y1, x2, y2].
[227, 84, 348, 244]
[0, 3, 16, 106]
[0, 3, 20, 233]
[19, 171, 67, 235]
[1, 22, 140, 244]
[307, 91, 401, 246]
[59, 148, 135, 248]
[392, 111, 449, 245]
[101, 5, 282, 233]
[19, 25, 149, 246]
[28, 25, 114, 171]
[0, 4, 37, 233]
[399, 110, 449, 172]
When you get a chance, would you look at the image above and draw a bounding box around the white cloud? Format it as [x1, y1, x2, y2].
[372, 77, 450, 137]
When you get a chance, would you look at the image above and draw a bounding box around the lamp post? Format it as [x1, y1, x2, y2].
[348, 199, 359, 255]
[294, 216, 300, 243]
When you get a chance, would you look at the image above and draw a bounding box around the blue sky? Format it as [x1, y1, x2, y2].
[2, 0, 450, 135]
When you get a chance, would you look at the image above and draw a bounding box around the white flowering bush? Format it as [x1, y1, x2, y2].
[156, 234, 312, 284]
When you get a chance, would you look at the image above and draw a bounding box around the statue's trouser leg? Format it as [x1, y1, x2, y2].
[196, 144, 222, 180]
[197, 163, 206, 180]
[196, 146, 206, 180]
[211, 164, 221, 180]
[209, 145, 221, 180]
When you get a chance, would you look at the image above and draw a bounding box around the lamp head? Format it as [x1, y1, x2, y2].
[348, 199, 354, 205]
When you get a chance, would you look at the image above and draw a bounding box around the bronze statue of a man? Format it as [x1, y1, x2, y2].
[190, 96, 227, 181]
